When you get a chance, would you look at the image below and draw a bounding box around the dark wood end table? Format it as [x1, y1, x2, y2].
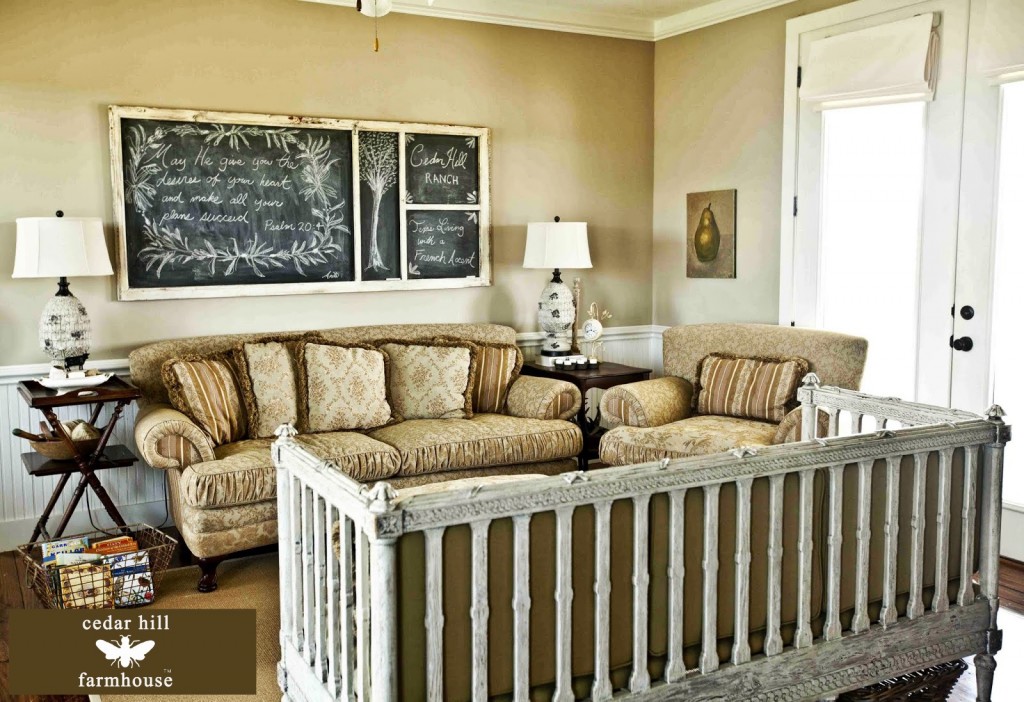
[16, 375, 141, 543]
[521, 361, 652, 470]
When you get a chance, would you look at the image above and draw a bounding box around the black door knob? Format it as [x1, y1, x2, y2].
[951, 336, 974, 352]
[960, 305, 975, 320]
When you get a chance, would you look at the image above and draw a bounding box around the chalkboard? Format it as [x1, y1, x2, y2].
[406, 210, 480, 279]
[405, 133, 479, 205]
[119, 117, 354, 289]
[359, 131, 400, 281]
[110, 107, 492, 300]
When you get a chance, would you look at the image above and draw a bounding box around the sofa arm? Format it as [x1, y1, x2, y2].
[505, 376, 581, 421]
[599, 377, 693, 429]
[772, 406, 830, 444]
[134, 403, 216, 470]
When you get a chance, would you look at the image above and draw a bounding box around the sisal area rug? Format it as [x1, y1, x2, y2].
[101, 553, 281, 702]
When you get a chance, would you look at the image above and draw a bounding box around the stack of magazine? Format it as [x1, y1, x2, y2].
[41, 534, 154, 608]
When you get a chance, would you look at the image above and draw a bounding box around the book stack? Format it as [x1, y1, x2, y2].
[39, 533, 154, 608]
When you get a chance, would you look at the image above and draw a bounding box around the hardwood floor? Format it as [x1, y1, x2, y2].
[2, 549, 1023, 700]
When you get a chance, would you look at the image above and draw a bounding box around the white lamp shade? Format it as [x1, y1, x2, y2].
[359, 0, 392, 17]
[523, 221, 592, 269]
[13, 217, 113, 278]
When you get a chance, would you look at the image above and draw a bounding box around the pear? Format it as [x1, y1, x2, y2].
[693, 203, 721, 262]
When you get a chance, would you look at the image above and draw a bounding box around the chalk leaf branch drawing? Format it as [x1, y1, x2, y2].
[359, 131, 398, 273]
[127, 124, 350, 279]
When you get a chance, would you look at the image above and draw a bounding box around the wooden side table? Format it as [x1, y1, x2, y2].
[16, 375, 141, 543]
[521, 361, 651, 470]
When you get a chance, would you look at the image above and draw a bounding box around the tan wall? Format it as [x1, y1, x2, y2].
[652, 0, 851, 327]
[0, 0, 653, 365]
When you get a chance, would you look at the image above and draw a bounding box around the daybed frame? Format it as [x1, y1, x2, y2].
[272, 375, 1009, 701]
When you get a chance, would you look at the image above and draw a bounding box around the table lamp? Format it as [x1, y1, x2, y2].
[12, 214, 114, 372]
[523, 217, 592, 366]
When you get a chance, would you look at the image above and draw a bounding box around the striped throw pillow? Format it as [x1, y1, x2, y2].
[434, 338, 523, 414]
[471, 343, 523, 414]
[696, 354, 809, 423]
[162, 354, 248, 445]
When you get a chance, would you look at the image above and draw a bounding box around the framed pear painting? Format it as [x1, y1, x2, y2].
[686, 189, 736, 278]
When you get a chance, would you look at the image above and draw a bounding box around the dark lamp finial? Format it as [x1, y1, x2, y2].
[55, 210, 64, 218]
[554, 216, 560, 223]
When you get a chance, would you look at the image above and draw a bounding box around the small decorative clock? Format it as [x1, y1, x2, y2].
[583, 302, 612, 358]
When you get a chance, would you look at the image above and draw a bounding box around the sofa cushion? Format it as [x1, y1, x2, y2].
[161, 353, 248, 445]
[599, 415, 778, 466]
[380, 340, 475, 420]
[368, 414, 582, 476]
[181, 433, 400, 508]
[237, 339, 300, 438]
[300, 341, 397, 432]
[697, 354, 808, 422]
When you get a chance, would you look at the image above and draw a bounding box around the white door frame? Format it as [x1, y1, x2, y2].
[779, 0, 971, 408]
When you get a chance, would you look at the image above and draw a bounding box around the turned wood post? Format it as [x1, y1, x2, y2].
[799, 373, 821, 441]
[365, 482, 401, 702]
[272, 424, 298, 694]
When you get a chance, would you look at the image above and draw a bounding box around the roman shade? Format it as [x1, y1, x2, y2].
[980, 0, 1024, 84]
[800, 13, 939, 110]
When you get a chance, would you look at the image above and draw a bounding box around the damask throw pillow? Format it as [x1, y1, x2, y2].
[300, 342, 397, 432]
[436, 337, 523, 414]
[696, 354, 809, 423]
[161, 353, 248, 446]
[236, 339, 301, 439]
[379, 340, 475, 420]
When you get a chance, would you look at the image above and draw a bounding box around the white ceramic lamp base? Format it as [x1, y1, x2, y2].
[537, 272, 574, 365]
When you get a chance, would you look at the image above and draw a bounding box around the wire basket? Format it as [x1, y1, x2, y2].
[17, 524, 177, 609]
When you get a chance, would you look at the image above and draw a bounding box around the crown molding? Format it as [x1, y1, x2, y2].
[299, 0, 652, 40]
[653, 0, 797, 40]
[299, 0, 800, 41]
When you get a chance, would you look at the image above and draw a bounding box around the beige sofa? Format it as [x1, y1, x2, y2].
[130, 323, 583, 591]
[599, 323, 869, 464]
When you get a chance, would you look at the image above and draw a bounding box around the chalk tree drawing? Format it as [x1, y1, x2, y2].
[359, 131, 398, 272]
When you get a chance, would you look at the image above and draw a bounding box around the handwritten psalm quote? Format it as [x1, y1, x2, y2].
[120, 118, 354, 287]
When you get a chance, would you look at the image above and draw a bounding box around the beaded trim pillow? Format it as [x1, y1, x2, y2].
[378, 340, 476, 420]
[161, 353, 248, 446]
[298, 341, 399, 432]
[235, 337, 302, 439]
[696, 354, 810, 423]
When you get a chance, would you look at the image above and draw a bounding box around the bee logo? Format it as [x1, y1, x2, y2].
[95, 636, 156, 668]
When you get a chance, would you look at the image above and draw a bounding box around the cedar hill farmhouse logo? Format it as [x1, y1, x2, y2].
[78, 614, 173, 690]
[9, 608, 256, 695]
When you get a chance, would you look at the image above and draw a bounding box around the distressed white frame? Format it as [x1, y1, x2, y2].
[274, 377, 1008, 701]
[108, 105, 491, 301]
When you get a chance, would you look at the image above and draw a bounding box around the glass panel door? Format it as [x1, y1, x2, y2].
[991, 81, 1024, 508]
[789, 0, 969, 406]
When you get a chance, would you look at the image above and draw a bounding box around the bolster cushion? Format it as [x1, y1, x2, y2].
[772, 406, 831, 445]
[504, 375, 581, 421]
[134, 403, 216, 470]
[599, 377, 694, 429]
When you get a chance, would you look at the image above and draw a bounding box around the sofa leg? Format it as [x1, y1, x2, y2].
[975, 653, 996, 702]
[197, 556, 224, 593]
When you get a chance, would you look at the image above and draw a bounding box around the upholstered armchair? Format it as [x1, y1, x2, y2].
[598, 323, 868, 466]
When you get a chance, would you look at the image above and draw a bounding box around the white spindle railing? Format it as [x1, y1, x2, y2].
[272, 382, 1008, 702]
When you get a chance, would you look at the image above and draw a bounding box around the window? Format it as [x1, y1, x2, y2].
[991, 81, 1024, 506]
[817, 102, 926, 399]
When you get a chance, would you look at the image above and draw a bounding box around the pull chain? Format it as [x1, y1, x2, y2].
[374, 0, 380, 51]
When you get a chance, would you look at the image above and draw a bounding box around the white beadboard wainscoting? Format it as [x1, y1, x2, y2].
[0, 325, 667, 550]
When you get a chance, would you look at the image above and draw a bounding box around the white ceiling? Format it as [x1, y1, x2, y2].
[300, 0, 799, 41]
